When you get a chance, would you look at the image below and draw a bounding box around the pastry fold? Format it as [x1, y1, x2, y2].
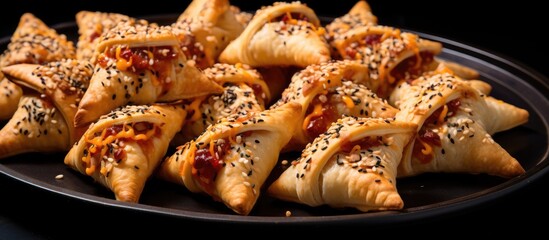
[0, 13, 76, 120]
[331, 25, 442, 97]
[0, 76, 22, 120]
[175, 63, 268, 144]
[74, 22, 223, 127]
[0, 59, 93, 158]
[157, 102, 302, 215]
[65, 104, 186, 202]
[389, 73, 528, 178]
[173, 0, 244, 69]
[325, 0, 378, 40]
[0, 13, 75, 67]
[75, 11, 144, 61]
[219, 1, 330, 67]
[271, 60, 398, 150]
[268, 117, 416, 212]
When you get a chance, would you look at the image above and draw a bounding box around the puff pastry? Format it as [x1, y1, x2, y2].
[390, 73, 528, 178]
[75, 11, 146, 61]
[268, 116, 416, 212]
[271, 60, 398, 151]
[174, 63, 269, 144]
[173, 0, 244, 69]
[219, 1, 331, 67]
[157, 102, 302, 215]
[0, 59, 93, 158]
[0, 76, 22, 120]
[65, 104, 186, 202]
[325, 0, 378, 41]
[0, 13, 75, 67]
[0, 13, 76, 120]
[74, 22, 223, 127]
[331, 25, 442, 97]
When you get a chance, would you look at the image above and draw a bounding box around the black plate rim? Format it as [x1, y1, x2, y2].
[1, 14, 548, 225]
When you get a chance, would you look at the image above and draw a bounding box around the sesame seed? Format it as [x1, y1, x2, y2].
[55, 174, 64, 180]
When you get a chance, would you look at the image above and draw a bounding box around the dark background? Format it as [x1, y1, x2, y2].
[1, 0, 548, 238]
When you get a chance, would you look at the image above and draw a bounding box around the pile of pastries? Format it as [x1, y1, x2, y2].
[0, 0, 528, 215]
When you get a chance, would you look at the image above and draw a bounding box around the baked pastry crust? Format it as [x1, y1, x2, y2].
[219, 1, 330, 67]
[0, 59, 93, 158]
[65, 104, 186, 202]
[75, 11, 144, 61]
[74, 22, 223, 127]
[390, 73, 527, 178]
[0, 13, 76, 120]
[157, 102, 301, 215]
[173, 0, 244, 69]
[271, 60, 398, 150]
[174, 63, 268, 145]
[268, 116, 416, 212]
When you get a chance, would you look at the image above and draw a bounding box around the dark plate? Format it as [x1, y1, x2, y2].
[1, 15, 548, 225]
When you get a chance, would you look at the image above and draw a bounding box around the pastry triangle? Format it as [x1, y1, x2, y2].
[157, 102, 301, 215]
[0, 59, 93, 159]
[390, 73, 527, 178]
[268, 116, 416, 212]
[65, 104, 186, 202]
[74, 22, 223, 127]
[219, 1, 330, 67]
[271, 60, 398, 150]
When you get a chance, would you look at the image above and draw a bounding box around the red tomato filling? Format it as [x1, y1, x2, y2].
[412, 99, 461, 163]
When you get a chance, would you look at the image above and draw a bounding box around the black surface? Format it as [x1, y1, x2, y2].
[1, 0, 548, 238]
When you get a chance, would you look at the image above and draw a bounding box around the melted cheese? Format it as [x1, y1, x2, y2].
[437, 104, 449, 124]
[302, 104, 324, 131]
[115, 46, 133, 71]
[341, 96, 355, 108]
[186, 96, 207, 123]
[417, 137, 433, 156]
[230, 63, 271, 101]
[81, 123, 157, 175]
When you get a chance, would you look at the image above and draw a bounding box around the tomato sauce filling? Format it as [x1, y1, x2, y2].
[271, 12, 310, 23]
[192, 132, 250, 193]
[391, 51, 435, 82]
[83, 122, 160, 176]
[178, 34, 208, 69]
[98, 45, 178, 95]
[303, 95, 339, 141]
[412, 99, 461, 163]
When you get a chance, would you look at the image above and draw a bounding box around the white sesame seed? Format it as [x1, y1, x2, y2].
[55, 174, 64, 180]
[281, 160, 288, 165]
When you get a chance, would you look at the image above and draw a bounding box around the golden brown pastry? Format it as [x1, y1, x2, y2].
[219, 1, 331, 67]
[268, 116, 416, 212]
[230, 5, 253, 27]
[325, 0, 378, 40]
[174, 63, 269, 144]
[157, 102, 302, 215]
[434, 59, 480, 80]
[65, 104, 186, 202]
[331, 25, 442, 97]
[74, 22, 223, 127]
[0, 59, 93, 158]
[0, 13, 76, 120]
[75, 11, 144, 61]
[173, 0, 244, 69]
[0, 13, 75, 67]
[0, 75, 22, 120]
[389, 73, 528, 178]
[271, 60, 398, 151]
